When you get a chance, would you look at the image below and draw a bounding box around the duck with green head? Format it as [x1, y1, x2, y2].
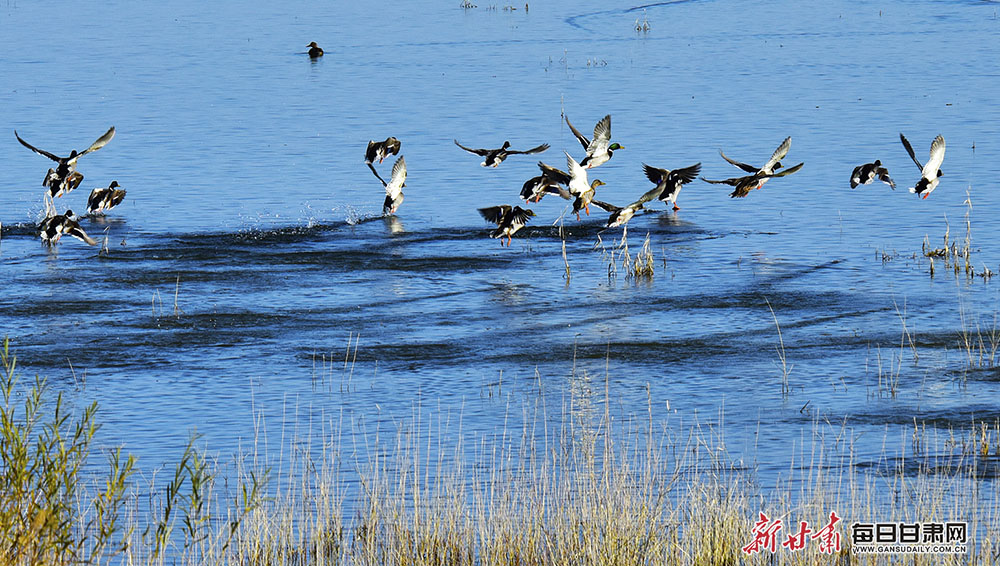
[565, 114, 624, 168]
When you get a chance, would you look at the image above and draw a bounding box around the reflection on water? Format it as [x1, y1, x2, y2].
[0, 0, 999, 509]
[383, 215, 405, 234]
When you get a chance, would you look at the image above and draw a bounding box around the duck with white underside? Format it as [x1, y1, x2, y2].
[899, 133, 944, 199]
[593, 197, 646, 228]
[564, 114, 624, 168]
[39, 198, 97, 246]
[87, 181, 127, 215]
[454, 140, 550, 168]
[380, 156, 407, 215]
[478, 205, 535, 246]
[701, 136, 803, 198]
[591, 174, 686, 228]
[642, 162, 701, 210]
[850, 160, 895, 190]
[537, 152, 606, 220]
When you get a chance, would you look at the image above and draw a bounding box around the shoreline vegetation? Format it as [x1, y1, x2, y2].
[2, 337, 998, 565]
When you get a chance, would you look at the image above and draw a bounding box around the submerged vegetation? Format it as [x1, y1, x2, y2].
[2, 337, 1000, 565]
[596, 227, 656, 281]
[921, 189, 995, 280]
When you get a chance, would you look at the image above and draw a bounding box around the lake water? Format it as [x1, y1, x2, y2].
[1, 0, 1000, 518]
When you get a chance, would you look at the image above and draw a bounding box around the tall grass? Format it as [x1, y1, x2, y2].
[2, 337, 999, 565]
[0, 337, 134, 566]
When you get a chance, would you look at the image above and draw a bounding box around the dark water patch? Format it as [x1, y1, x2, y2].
[680, 289, 866, 311]
[277, 288, 486, 326]
[102, 267, 284, 288]
[779, 305, 892, 331]
[355, 254, 519, 273]
[1, 297, 127, 317]
[382, 227, 498, 245]
[953, 365, 1000, 382]
[354, 341, 483, 366]
[98, 242, 513, 275]
[849, 407, 1000, 429]
[138, 311, 292, 334]
[335, 288, 481, 313]
[141, 221, 358, 248]
[902, 331, 969, 350]
[548, 221, 721, 242]
[0, 221, 39, 237]
[752, 258, 848, 287]
[233, 221, 353, 243]
[858, 454, 1000, 481]
[508, 339, 738, 365]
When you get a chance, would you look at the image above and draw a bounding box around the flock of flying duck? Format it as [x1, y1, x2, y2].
[365, 112, 946, 246]
[9, 109, 945, 249]
[13, 126, 125, 246]
[6, 40, 949, 249]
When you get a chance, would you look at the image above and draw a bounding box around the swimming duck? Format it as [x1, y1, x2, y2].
[38, 206, 97, 246]
[538, 152, 606, 220]
[381, 155, 406, 215]
[478, 205, 535, 246]
[307, 42, 324, 58]
[642, 162, 702, 210]
[87, 181, 127, 215]
[899, 134, 945, 199]
[519, 175, 568, 203]
[365, 137, 402, 184]
[702, 137, 803, 198]
[850, 160, 895, 190]
[15, 126, 115, 198]
[454, 140, 550, 167]
[564, 114, 623, 168]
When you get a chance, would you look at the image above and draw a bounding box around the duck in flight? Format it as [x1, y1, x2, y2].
[564, 114, 623, 168]
[594, 195, 648, 228]
[519, 174, 568, 204]
[593, 165, 701, 228]
[15, 126, 115, 198]
[702, 136, 803, 198]
[87, 181, 127, 215]
[454, 139, 550, 168]
[478, 205, 535, 246]
[381, 156, 407, 215]
[538, 152, 606, 220]
[38, 198, 97, 246]
[641, 162, 701, 211]
[850, 160, 895, 190]
[899, 133, 945, 199]
[365, 137, 402, 184]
